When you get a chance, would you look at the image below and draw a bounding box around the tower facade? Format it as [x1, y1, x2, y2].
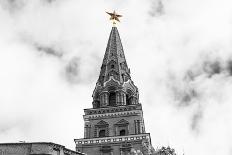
[74, 26, 152, 155]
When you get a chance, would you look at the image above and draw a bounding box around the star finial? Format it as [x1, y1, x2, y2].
[106, 10, 122, 26]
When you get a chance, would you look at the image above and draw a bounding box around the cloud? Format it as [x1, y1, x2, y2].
[149, 0, 165, 17]
[34, 43, 63, 58]
[0, 0, 232, 155]
[0, 0, 26, 13]
[191, 107, 203, 132]
[43, 0, 58, 3]
[65, 57, 80, 83]
[227, 60, 232, 76]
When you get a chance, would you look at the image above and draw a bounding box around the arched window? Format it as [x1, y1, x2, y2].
[109, 92, 116, 106]
[114, 119, 129, 136]
[99, 129, 106, 137]
[95, 120, 109, 138]
[120, 129, 126, 136]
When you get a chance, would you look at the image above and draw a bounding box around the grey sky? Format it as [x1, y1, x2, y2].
[0, 0, 232, 154]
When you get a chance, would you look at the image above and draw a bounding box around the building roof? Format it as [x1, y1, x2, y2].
[0, 142, 84, 155]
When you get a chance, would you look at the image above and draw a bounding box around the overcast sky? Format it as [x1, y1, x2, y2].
[0, 0, 232, 154]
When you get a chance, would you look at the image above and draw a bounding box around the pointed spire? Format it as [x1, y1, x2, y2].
[92, 27, 139, 108]
[97, 27, 131, 85]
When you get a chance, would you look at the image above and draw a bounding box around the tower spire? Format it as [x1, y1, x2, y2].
[98, 27, 130, 85]
[92, 23, 139, 108]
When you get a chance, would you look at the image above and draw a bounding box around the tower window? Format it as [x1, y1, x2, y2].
[109, 92, 116, 106]
[120, 129, 126, 136]
[111, 64, 114, 69]
[126, 94, 130, 105]
[99, 129, 106, 137]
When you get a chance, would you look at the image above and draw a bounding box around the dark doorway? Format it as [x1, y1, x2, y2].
[99, 129, 106, 137]
[120, 129, 126, 136]
[109, 92, 116, 106]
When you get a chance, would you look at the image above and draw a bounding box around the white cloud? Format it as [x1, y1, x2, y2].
[0, 0, 232, 154]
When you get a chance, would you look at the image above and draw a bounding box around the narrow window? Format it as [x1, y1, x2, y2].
[126, 94, 130, 105]
[109, 92, 116, 106]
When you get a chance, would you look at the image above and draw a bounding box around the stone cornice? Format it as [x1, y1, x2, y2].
[83, 109, 142, 121]
[74, 133, 151, 145]
[84, 104, 142, 115]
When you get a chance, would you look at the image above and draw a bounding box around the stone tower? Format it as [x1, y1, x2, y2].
[74, 26, 152, 155]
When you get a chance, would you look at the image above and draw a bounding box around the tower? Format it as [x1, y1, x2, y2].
[74, 17, 152, 155]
